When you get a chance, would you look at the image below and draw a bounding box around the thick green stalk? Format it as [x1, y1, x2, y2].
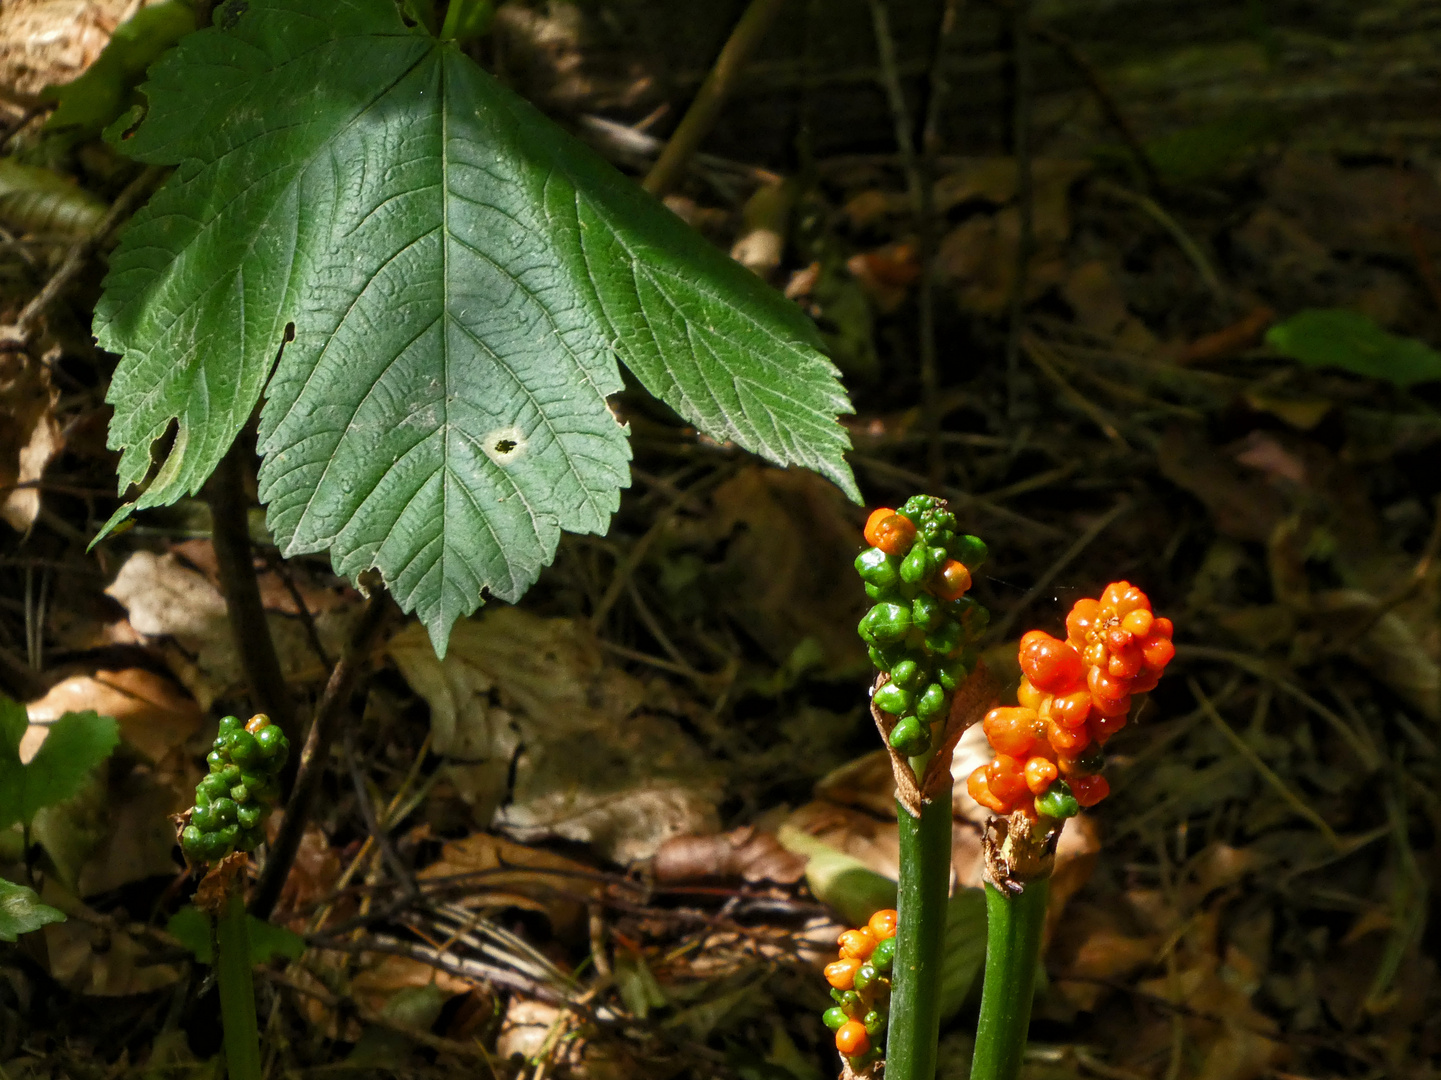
[216, 892, 262, 1080]
[969, 878, 1050, 1080]
[885, 777, 953, 1080]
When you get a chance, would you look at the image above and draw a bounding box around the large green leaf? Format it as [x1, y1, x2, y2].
[0, 694, 120, 831]
[0, 878, 66, 942]
[96, 0, 856, 654]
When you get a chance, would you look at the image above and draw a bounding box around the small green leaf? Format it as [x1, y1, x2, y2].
[166, 904, 305, 964]
[1266, 309, 1441, 387]
[0, 695, 120, 831]
[0, 878, 66, 941]
[96, 0, 856, 657]
[0, 160, 107, 235]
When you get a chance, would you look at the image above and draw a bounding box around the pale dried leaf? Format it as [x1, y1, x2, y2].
[388, 608, 721, 863]
[27, 669, 200, 764]
[0, 351, 63, 533]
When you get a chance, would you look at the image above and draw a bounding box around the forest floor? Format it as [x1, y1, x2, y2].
[0, 1, 1438, 1078]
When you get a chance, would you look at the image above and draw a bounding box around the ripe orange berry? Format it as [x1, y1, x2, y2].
[868, 909, 899, 940]
[1016, 677, 1045, 711]
[863, 508, 895, 546]
[968, 766, 1008, 812]
[987, 755, 1029, 804]
[1090, 711, 1127, 742]
[1046, 718, 1090, 756]
[1066, 598, 1102, 647]
[838, 927, 877, 959]
[1140, 633, 1175, 670]
[1020, 632, 1086, 693]
[1107, 644, 1143, 680]
[1121, 608, 1154, 637]
[824, 957, 863, 990]
[1087, 666, 1130, 706]
[1049, 689, 1092, 730]
[1069, 773, 1110, 807]
[933, 559, 972, 600]
[864, 509, 916, 556]
[835, 1020, 870, 1056]
[983, 707, 1040, 757]
[1024, 756, 1058, 794]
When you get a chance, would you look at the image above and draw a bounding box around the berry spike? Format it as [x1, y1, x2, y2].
[968, 582, 1173, 820]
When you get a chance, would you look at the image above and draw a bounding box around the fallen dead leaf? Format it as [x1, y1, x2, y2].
[416, 831, 602, 938]
[105, 551, 354, 708]
[0, 349, 63, 533]
[27, 668, 200, 764]
[695, 466, 868, 675]
[0, 0, 126, 98]
[652, 826, 806, 885]
[349, 954, 470, 1017]
[389, 609, 722, 864]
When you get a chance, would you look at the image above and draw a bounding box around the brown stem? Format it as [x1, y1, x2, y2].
[1004, 0, 1034, 421]
[249, 585, 392, 921]
[205, 441, 296, 768]
[642, 0, 788, 197]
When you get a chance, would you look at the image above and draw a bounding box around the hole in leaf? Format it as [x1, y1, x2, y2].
[482, 426, 527, 466]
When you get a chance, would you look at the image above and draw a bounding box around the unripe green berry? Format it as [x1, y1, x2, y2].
[860, 602, 912, 644]
[209, 797, 239, 826]
[899, 543, 936, 584]
[1036, 780, 1081, 819]
[237, 804, 263, 830]
[226, 729, 261, 766]
[911, 593, 945, 631]
[936, 657, 970, 692]
[863, 1008, 887, 1036]
[822, 1007, 848, 1031]
[890, 658, 925, 690]
[888, 716, 929, 755]
[872, 682, 913, 716]
[954, 534, 987, 569]
[853, 962, 878, 991]
[871, 936, 896, 972]
[923, 619, 962, 655]
[255, 724, 286, 762]
[854, 547, 901, 588]
[915, 682, 948, 719]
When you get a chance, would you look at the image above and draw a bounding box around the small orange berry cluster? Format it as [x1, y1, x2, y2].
[822, 908, 898, 1067]
[968, 582, 1174, 819]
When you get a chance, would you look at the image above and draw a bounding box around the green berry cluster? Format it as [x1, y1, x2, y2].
[855, 495, 989, 757]
[180, 714, 289, 865]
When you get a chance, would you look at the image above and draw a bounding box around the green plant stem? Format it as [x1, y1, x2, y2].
[885, 777, 953, 1080]
[217, 891, 262, 1080]
[970, 877, 1050, 1080]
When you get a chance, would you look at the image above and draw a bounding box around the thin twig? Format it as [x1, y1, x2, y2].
[344, 724, 419, 899]
[1020, 334, 1127, 445]
[1188, 677, 1341, 849]
[1030, 23, 1163, 194]
[205, 441, 296, 758]
[642, 0, 788, 196]
[1004, 0, 1035, 420]
[0, 166, 164, 347]
[1177, 645, 1381, 771]
[250, 585, 393, 920]
[988, 499, 1131, 641]
[1091, 178, 1227, 310]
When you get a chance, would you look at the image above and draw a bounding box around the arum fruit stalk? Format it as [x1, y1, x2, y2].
[217, 891, 262, 1080]
[885, 781, 954, 1080]
[969, 878, 1050, 1080]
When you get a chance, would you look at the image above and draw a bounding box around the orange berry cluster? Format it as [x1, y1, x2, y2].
[968, 582, 1174, 819]
[821, 908, 898, 1066]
